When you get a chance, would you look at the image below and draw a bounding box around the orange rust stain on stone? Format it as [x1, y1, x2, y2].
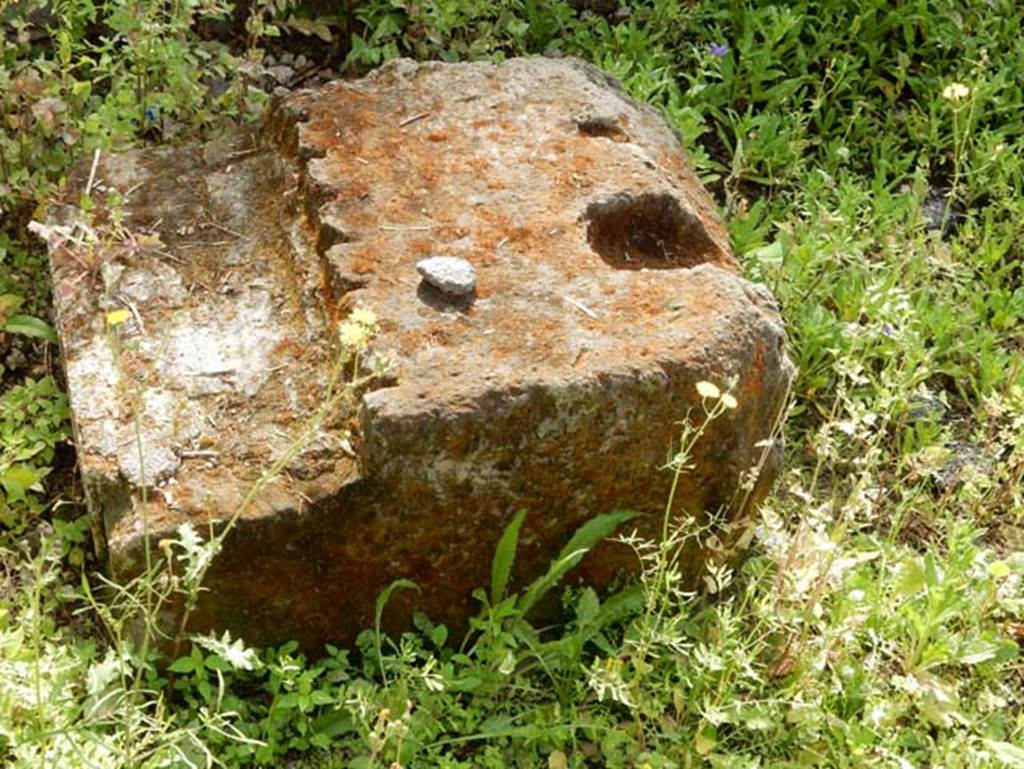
[344, 177, 371, 199]
[462, 156, 492, 175]
[743, 342, 767, 398]
[409, 238, 433, 256]
[273, 336, 306, 359]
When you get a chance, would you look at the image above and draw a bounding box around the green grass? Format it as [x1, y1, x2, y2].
[1, 0, 1023, 766]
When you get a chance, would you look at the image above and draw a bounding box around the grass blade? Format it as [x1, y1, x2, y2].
[374, 578, 418, 687]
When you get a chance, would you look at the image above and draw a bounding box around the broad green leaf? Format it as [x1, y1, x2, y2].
[445, 675, 481, 692]
[517, 509, 636, 616]
[1, 464, 46, 501]
[893, 555, 926, 597]
[575, 587, 600, 625]
[695, 726, 718, 755]
[285, 15, 334, 42]
[989, 561, 1011, 579]
[477, 714, 516, 736]
[167, 656, 197, 674]
[491, 509, 526, 605]
[313, 708, 357, 738]
[746, 239, 784, 267]
[985, 740, 1024, 767]
[0, 293, 23, 320]
[431, 624, 448, 648]
[204, 655, 230, 672]
[593, 582, 644, 626]
[955, 637, 1018, 666]
[4, 313, 57, 342]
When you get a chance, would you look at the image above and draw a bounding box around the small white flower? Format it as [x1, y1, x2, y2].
[339, 320, 370, 348]
[193, 631, 261, 671]
[350, 306, 377, 327]
[695, 381, 721, 399]
[942, 81, 970, 101]
[836, 419, 858, 436]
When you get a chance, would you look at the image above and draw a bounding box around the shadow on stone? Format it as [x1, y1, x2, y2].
[575, 114, 629, 142]
[416, 280, 476, 313]
[585, 192, 718, 270]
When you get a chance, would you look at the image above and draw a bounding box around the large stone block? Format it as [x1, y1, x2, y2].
[44, 58, 793, 651]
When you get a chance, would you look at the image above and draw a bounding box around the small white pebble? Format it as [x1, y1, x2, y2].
[416, 256, 477, 296]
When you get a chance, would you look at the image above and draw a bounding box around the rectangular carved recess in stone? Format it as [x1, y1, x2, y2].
[43, 58, 794, 652]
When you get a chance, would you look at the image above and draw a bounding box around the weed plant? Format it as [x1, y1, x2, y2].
[1, 0, 1023, 767]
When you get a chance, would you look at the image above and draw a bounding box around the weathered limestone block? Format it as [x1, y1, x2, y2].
[45, 58, 794, 651]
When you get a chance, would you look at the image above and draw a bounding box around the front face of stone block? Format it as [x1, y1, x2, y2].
[46, 58, 793, 651]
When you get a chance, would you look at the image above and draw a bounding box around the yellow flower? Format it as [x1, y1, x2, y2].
[106, 308, 131, 327]
[351, 306, 377, 328]
[696, 381, 721, 400]
[942, 82, 970, 101]
[720, 392, 738, 409]
[338, 320, 370, 349]
[988, 561, 1011, 579]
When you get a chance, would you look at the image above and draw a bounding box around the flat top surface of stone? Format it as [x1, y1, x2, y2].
[288, 58, 736, 412]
